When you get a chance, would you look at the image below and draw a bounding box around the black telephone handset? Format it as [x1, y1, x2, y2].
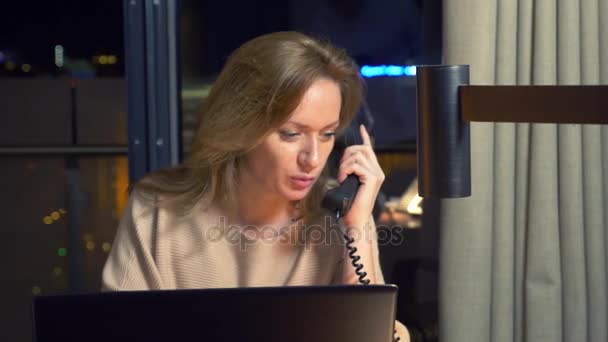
[321, 128, 372, 283]
[321, 129, 401, 342]
[321, 127, 364, 218]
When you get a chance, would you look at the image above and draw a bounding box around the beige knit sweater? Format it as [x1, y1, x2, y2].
[101, 192, 409, 341]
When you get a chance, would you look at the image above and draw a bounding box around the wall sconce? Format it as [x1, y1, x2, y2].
[416, 65, 608, 198]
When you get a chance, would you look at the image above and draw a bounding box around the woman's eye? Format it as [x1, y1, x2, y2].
[279, 130, 335, 141]
[322, 131, 336, 140]
[279, 130, 300, 140]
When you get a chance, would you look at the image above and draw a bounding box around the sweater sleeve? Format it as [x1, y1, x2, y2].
[101, 192, 164, 291]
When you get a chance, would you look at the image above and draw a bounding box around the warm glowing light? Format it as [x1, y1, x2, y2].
[43, 216, 53, 225]
[99, 55, 108, 65]
[21, 64, 31, 72]
[32, 286, 42, 295]
[108, 55, 117, 64]
[406, 194, 424, 216]
[102, 242, 112, 253]
[51, 211, 60, 220]
[57, 247, 67, 257]
[59, 208, 67, 214]
[114, 157, 129, 217]
[52, 266, 63, 277]
[86, 241, 95, 251]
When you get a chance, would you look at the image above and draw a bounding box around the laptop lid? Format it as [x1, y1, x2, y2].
[33, 284, 398, 342]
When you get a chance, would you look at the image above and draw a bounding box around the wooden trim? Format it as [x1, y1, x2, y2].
[460, 85, 608, 124]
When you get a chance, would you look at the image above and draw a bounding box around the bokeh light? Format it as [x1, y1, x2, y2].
[52, 266, 63, 277]
[86, 241, 95, 251]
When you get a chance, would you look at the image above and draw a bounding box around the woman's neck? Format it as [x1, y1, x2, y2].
[228, 174, 297, 228]
[236, 195, 294, 227]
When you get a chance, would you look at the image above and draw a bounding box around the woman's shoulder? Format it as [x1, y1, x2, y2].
[122, 189, 219, 245]
[122, 188, 181, 227]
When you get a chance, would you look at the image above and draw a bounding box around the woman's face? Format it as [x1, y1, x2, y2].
[241, 78, 342, 202]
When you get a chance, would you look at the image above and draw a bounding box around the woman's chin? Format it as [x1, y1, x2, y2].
[283, 188, 312, 202]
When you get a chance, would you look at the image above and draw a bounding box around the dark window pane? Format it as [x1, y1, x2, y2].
[76, 79, 127, 145]
[0, 3, 124, 79]
[0, 80, 71, 145]
[1, 1, 127, 341]
[0, 156, 128, 342]
[78, 157, 129, 291]
[0, 158, 68, 342]
[178, 0, 437, 154]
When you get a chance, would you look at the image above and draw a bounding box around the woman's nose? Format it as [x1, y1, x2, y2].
[298, 137, 321, 170]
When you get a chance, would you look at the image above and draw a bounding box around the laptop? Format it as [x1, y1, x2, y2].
[32, 284, 398, 342]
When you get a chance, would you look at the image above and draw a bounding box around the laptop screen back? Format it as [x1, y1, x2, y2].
[33, 284, 397, 342]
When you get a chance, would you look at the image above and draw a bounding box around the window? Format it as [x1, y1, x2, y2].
[0, 3, 128, 341]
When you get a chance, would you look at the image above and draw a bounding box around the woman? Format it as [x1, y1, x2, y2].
[102, 31, 409, 341]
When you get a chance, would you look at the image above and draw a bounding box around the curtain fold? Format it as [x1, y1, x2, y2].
[440, 1, 608, 341]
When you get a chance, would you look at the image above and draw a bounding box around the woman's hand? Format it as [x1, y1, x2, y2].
[337, 124, 384, 285]
[337, 124, 385, 227]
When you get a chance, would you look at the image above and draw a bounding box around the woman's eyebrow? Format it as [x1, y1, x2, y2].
[286, 120, 340, 129]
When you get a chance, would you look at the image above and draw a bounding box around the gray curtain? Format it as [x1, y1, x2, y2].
[440, 1, 608, 342]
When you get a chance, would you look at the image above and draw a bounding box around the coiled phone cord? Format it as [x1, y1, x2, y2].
[343, 233, 371, 285]
[338, 212, 401, 342]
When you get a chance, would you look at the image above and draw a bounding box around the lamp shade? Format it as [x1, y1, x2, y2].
[416, 65, 470, 198]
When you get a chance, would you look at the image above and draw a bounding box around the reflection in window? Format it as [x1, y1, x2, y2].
[0, 156, 128, 342]
[0, 2, 124, 79]
[0, 2, 127, 342]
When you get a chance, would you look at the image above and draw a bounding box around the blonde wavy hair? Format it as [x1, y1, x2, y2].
[134, 31, 363, 223]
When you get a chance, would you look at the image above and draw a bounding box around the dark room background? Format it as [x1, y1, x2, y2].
[0, 1, 441, 341]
